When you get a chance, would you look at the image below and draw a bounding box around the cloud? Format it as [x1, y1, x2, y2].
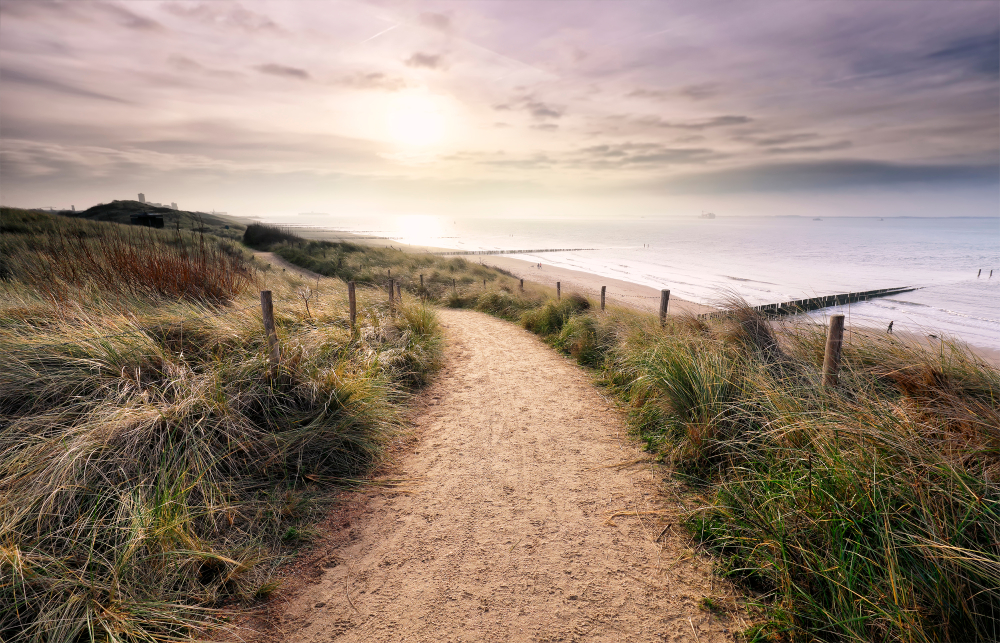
[656, 160, 1000, 193]
[648, 115, 752, 130]
[1, 67, 130, 103]
[577, 143, 722, 168]
[254, 63, 310, 80]
[531, 123, 558, 131]
[629, 83, 719, 101]
[405, 52, 445, 69]
[162, 3, 283, 34]
[418, 12, 452, 32]
[764, 140, 853, 155]
[927, 30, 999, 76]
[493, 96, 564, 120]
[743, 133, 820, 147]
[168, 55, 239, 78]
[98, 4, 164, 31]
[336, 72, 407, 91]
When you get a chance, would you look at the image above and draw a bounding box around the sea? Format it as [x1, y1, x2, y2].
[272, 214, 1000, 351]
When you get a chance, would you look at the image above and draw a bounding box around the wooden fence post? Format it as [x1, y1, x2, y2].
[601, 286, 606, 311]
[388, 278, 395, 311]
[420, 274, 424, 287]
[452, 278, 456, 294]
[557, 282, 561, 300]
[659, 289, 670, 326]
[520, 278, 524, 290]
[822, 314, 846, 387]
[347, 281, 356, 330]
[260, 290, 281, 375]
[483, 279, 486, 288]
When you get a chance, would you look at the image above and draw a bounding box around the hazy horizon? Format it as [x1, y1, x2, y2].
[1, 1, 998, 219]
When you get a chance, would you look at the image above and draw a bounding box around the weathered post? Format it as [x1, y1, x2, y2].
[557, 282, 561, 300]
[483, 279, 486, 288]
[452, 278, 456, 293]
[420, 274, 424, 287]
[659, 289, 670, 326]
[978, 269, 982, 278]
[388, 278, 395, 310]
[347, 281, 357, 330]
[260, 290, 281, 376]
[822, 314, 846, 387]
[601, 286, 606, 311]
[520, 278, 524, 290]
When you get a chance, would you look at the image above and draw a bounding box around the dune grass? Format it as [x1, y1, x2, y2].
[457, 283, 1000, 642]
[241, 227, 1000, 641]
[243, 225, 540, 303]
[1, 209, 442, 641]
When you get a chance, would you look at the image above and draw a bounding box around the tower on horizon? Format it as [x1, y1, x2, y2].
[138, 193, 145, 203]
[171, 202, 177, 210]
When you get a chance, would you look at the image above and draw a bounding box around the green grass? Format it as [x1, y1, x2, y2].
[407, 277, 998, 643]
[1, 209, 442, 642]
[249, 227, 1000, 642]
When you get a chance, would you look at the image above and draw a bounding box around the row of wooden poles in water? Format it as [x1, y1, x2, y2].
[258, 275, 845, 386]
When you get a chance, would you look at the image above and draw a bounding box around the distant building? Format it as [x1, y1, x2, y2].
[138, 193, 145, 203]
[171, 202, 178, 210]
[71, 205, 75, 211]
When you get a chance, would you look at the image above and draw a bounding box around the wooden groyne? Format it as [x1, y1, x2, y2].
[699, 286, 917, 320]
[436, 248, 596, 256]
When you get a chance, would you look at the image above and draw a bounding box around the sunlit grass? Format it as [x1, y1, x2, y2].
[1, 210, 442, 641]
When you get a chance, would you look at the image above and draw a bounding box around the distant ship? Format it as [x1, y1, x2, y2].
[813, 217, 822, 221]
[699, 211, 716, 219]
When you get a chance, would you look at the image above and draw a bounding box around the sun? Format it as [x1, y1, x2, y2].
[386, 93, 446, 147]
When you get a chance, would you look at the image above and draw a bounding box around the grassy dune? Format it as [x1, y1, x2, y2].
[469, 289, 1000, 642]
[0, 209, 441, 641]
[243, 222, 545, 303]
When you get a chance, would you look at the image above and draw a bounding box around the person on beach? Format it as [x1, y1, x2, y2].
[887, 321, 894, 334]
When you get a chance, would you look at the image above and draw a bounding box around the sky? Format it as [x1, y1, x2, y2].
[1, 0, 998, 218]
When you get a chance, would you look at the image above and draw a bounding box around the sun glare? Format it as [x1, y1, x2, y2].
[386, 94, 446, 147]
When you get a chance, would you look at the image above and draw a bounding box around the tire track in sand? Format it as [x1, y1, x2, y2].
[280, 309, 739, 642]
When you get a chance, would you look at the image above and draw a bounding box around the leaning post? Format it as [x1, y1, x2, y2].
[520, 278, 524, 290]
[601, 286, 606, 311]
[822, 314, 846, 387]
[659, 289, 670, 326]
[347, 281, 357, 331]
[260, 290, 281, 376]
[557, 282, 561, 300]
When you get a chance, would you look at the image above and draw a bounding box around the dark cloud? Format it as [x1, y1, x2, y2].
[927, 30, 999, 76]
[162, 3, 282, 34]
[629, 84, 719, 101]
[418, 12, 452, 32]
[657, 160, 1000, 193]
[678, 83, 719, 100]
[526, 100, 562, 119]
[743, 133, 820, 147]
[99, 4, 164, 31]
[336, 72, 406, 91]
[405, 53, 445, 69]
[254, 63, 310, 80]
[168, 55, 239, 78]
[1, 67, 130, 103]
[764, 141, 852, 155]
[634, 115, 752, 130]
[577, 143, 721, 167]
[493, 96, 563, 120]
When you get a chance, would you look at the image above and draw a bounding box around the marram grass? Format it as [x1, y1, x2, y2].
[1, 209, 442, 642]
[447, 281, 1000, 643]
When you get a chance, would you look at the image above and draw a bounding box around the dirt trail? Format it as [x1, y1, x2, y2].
[279, 309, 738, 642]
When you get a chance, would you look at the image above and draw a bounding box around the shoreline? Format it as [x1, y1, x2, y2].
[287, 226, 1000, 365]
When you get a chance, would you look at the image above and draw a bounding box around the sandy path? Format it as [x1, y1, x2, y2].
[278, 309, 736, 642]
